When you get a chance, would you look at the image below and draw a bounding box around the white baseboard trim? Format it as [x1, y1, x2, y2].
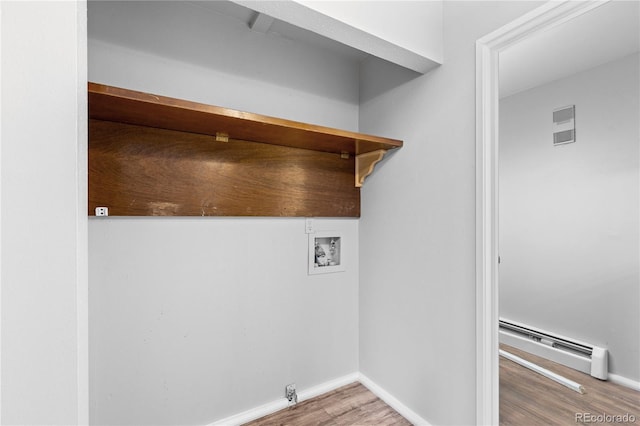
[208, 372, 359, 426]
[358, 373, 433, 426]
[208, 372, 433, 426]
[608, 373, 640, 391]
[298, 372, 360, 401]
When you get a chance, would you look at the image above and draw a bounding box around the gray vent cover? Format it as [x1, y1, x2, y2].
[553, 105, 575, 145]
[554, 129, 575, 145]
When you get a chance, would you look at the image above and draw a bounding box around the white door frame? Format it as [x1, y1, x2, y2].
[474, 1, 610, 424]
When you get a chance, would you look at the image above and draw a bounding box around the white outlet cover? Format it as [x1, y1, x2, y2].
[95, 207, 109, 216]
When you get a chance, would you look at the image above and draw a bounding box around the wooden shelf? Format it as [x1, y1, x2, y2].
[89, 83, 402, 157]
[88, 83, 403, 217]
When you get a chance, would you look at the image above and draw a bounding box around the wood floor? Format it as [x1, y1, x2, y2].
[500, 344, 640, 425]
[243, 382, 411, 426]
[243, 347, 639, 426]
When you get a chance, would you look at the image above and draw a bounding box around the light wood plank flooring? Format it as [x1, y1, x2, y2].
[500, 344, 640, 425]
[243, 382, 411, 426]
[242, 347, 639, 426]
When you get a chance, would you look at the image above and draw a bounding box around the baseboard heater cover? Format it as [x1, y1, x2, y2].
[499, 318, 608, 380]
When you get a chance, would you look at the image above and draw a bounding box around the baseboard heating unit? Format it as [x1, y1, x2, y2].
[499, 318, 608, 380]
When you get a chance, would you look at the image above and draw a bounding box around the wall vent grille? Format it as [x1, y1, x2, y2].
[553, 105, 575, 145]
[554, 129, 575, 145]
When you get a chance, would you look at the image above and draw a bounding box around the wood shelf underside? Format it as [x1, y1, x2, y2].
[88, 83, 402, 217]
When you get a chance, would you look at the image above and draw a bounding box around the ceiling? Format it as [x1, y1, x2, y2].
[191, 1, 640, 93]
[191, 0, 371, 62]
[189, 0, 440, 72]
[107, 0, 638, 96]
[499, 0, 640, 98]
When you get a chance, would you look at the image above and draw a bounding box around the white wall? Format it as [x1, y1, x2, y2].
[88, 2, 359, 424]
[232, 0, 442, 73]
[1, 1, 88, 424]
[292, 0, 443, 63]
[88, 1, 359, 130]
[499, 53, 640, 382]
[357, 2, 542, 425]
[90, 219, 358, 425]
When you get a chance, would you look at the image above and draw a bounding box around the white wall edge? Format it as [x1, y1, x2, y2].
[475, 1, 612, 424]
[76, 1, 89, 423]
[358, 373, 432, 426]
[207, 372, 359, 426]
[229, 0, 440, 74]
[0, 1, 3, 423]
[608, 374, 640, 392]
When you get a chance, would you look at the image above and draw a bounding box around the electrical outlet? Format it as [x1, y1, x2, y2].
[95, 207, 109, 217]
[285, 383, 297, 406]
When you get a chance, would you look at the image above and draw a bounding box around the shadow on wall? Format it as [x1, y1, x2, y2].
[359, 56, 425, 104]
[88, 1, 359, 104]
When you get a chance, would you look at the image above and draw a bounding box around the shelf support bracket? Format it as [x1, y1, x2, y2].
[356, 149, 387, 187]
[215, 132, 230, 142]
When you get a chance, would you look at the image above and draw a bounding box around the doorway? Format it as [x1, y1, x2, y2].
[497, 1, 639, 421]
[475, 0, 640, 423]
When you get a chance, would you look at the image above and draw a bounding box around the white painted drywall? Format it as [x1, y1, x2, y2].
[499, 53, 640, 382]
[89, 218, 358, 425]
[1, 1, 88, 424]
[357, 2, 543, 425]
[294, 0, 443, 63]
[232, 0, 442, 73]
[88, 2, 359, 424]
[88, 1, 359, 131]
[500, 0, 640, 98]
